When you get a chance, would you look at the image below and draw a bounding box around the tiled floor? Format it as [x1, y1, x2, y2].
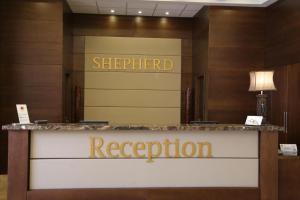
[0, 175, 7, 200]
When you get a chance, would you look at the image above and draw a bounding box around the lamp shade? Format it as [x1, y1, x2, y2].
[249, 71, 276, 91]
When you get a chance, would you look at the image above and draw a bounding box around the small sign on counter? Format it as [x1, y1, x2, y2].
[280, 144, 298, 156]
[16, 104, 30, 124]
[245, 116, 263, 126]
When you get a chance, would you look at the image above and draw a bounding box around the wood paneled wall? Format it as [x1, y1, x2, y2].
[266, 0, 300, 146]
[72, 15, 193, 123]
[0, 0, 64, 174]
[279, 156, 300, 200]
[63, 1, 73, 122]
[265, 0, 300, 68]
[192, 7, 209, 120]
[207, 7, 265, 123]
[192, 7, 265, 123]
[0, 0, 7, 175]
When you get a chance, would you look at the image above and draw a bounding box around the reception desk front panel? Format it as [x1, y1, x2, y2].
[2, 124, 282, 200]
[29, 131, 259, 189]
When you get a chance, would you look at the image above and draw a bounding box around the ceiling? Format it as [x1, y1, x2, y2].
[66, 0, 278, 18]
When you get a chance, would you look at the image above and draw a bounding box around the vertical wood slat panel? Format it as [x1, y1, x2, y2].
[259, 131, 278, 200]
[7, 131, 29, 200]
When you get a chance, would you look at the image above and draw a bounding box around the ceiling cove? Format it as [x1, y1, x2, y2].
[66, 0, 278, 18]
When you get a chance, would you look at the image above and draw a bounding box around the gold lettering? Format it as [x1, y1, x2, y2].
[102, 57, 112, 69]
[89, 137, 213, 162]
[91, 57, 174, 72]
[197, 142, 213, 158]
[182, 141, 196, 157]
[89, 137, 105, 158]
[153, 59, 161, 70]
[164, 59, 174, 71]
[133, 142, 146, 158]
[146, 141, 162, 163]
[143, 58, 152, 70]
[120, 141, 133, 158]
[114, 58, 123, 69]
[174, 138, 180, 157]
[92, 57, 101, 69]
[132, 58, 142, 70]
[163, 139, 171, 157]
[124, 58, 131, 70]
[106, 141, 120, 158]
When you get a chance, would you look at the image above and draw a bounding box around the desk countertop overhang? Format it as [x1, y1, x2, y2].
[2, 123, 284, 132]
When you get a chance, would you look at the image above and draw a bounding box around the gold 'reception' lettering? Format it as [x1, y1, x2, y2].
[89, 137, 213, 163]
[92, 57, 174, 72]
[133, 142, 146, 158]
[146, 142, 162, 163]
[89, 137, 105, 158]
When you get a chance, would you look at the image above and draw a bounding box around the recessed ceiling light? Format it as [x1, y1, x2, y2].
[110, 9, 115, 13]
[165, 11, 169, 15]
[138, 10, 142, 14]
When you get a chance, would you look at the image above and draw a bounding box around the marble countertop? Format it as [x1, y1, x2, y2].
[2, 123, 284, 132]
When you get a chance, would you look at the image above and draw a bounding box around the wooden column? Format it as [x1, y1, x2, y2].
[260, 131, 278, 200]
[7, 131, 29, 200]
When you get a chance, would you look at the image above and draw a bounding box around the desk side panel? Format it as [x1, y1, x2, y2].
[7, 131, 29, 200]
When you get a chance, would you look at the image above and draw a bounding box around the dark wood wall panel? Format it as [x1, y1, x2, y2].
[279, 156, 300, 200]
[265, 0, 300, 67]
[206, 7, 265, 123]
[267, 0, 300, 147]
[270, 65, 288, 144]
[287, 64, 300, 147]
[0, 0, 8, 175]
[3, 1, 63, 21]
[63, 1, 74, 122]
[0, 65, 62, 87]
[192, 7, 265, 123]
[192, 8, 209, 121]
[72, 15, 193, 123]
[4, 42, 62, 65]
[0, 0, 64, 174]
[6, 20, 62, 43]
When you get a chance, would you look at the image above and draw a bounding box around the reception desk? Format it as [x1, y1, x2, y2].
[2, 124, 283, 200]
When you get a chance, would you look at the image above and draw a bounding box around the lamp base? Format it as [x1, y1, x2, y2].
[256, 93, 268, 124]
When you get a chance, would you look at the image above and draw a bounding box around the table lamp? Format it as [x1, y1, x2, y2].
[249, 71, 276, 123]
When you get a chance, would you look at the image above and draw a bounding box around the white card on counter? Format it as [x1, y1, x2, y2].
[245, 116, 263, 126]
[280, 144, 298, 156]
[16, 104, 30, 124]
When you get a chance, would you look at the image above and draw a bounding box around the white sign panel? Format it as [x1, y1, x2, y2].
[245, 116, 263, 126]
[29, 131, 259, 189]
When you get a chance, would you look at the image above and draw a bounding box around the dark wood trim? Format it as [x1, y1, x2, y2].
[278, 156, 300, 200]
[259, 131, 278, 200]
[27, 188, 259, 200]
[7, 131, 29, 200]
